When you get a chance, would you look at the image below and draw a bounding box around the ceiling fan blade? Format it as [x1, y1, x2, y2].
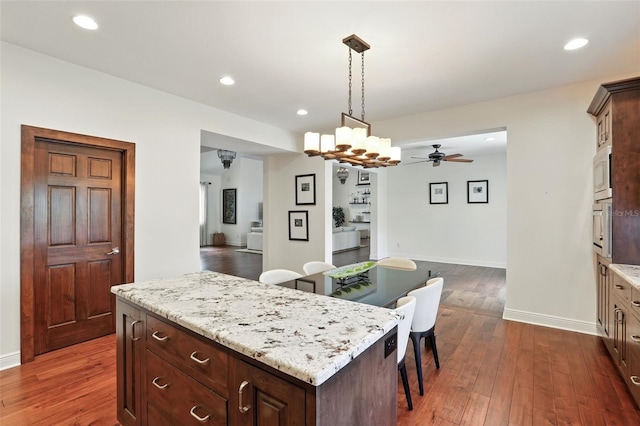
[445, 158, 474, 163]
[405, 159, 432, 165]
[410, 156, 431, 160]
[442, 153, 463, 160]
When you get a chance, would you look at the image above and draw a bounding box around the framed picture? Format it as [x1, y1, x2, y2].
[429, 182, 448, 204]
[295, 173, 316, 205]
[288, 210, 309, 241]
[357, 170, 371, 185]
[341, 113, 371, 136]
[222, 188, 237, 224]
[467, 180, 489, 203]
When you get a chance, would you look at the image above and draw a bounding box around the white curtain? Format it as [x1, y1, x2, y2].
[199, 182, 209, 246]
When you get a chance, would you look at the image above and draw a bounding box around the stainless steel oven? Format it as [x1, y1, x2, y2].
[593, 199, 612, 258]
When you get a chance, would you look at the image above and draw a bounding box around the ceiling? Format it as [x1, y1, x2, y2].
[2, 1, 639, 171]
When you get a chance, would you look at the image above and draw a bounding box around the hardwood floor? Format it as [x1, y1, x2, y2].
[1, 246, 638, 425]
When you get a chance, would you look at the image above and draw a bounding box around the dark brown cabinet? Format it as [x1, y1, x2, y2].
[116, 298, 397, 426]
[116, 300, 144, 426]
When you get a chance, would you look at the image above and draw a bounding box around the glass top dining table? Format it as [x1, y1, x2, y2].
[280, 263, 436, 308]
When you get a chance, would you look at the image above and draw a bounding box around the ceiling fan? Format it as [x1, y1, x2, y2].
[409, 144, 474, 167]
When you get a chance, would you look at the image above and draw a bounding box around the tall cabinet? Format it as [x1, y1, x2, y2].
[588, 76, 640, 407]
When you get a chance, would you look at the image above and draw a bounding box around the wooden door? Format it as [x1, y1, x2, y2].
[21, 125, 135, 363]
[33, 140, 122, 353]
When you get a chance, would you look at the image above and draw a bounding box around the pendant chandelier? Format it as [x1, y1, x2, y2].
[217, 149, 236, 169]
[304, 35, 401, 168]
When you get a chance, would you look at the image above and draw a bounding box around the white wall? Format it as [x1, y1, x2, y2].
[0, 43, 296, 364]
[263, 154, 332, 274]
[375, 75, 638, 334]
[386, 153, 507, 267]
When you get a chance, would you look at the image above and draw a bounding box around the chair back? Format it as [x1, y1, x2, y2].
[394, 296, 417, 363]
[302, 261, 336, 275]
[376, 257, 417, 271]
[258, 269, 303, 285]
[407, 277, 443, 333]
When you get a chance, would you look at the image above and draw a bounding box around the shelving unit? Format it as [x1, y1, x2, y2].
[349, 189, 371, 239]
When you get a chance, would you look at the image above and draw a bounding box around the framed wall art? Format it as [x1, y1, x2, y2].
[467, 180, 489, 203]
[357, 170, 371, 185]
[429, 182, 448, 204]
[295, 174, 316, 205]
[288, 210, 309, 241]
[222, 188, 237, 224]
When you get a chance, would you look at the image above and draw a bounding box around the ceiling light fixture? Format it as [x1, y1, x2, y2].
[219, 76, 235, 86]
[217, 149, 236, 169]
[564, 38, 589, 50]
[297, 109, 308, 116]
[304, 34, 400, 168]
[72, 15, 98, 30]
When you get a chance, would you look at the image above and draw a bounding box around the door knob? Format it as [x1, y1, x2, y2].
[106, 247, 120, 255]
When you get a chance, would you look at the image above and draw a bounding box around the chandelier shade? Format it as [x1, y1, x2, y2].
[217, 149, 236, 169]
[303, 35, 401, 168]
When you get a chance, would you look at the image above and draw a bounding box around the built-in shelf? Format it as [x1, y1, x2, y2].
[350, 221, 370, 224]
[349, 202, 369, 205]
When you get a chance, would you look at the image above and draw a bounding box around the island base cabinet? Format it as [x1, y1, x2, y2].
[116, 300, 144, 426]
[230, 359, 306, 426]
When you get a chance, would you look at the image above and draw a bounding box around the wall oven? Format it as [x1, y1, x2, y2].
[594, 144, 612, 201]
[593, 199, 612, 258]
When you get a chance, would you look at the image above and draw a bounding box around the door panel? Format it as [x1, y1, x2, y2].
[34, 140, 123, 354]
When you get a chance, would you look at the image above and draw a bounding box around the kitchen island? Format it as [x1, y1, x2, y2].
[111, 270, 400, 425]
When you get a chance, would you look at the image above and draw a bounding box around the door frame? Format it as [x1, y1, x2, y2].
[20, 125, 135, 363]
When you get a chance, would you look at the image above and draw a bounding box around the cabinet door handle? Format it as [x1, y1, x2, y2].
[189, 351, 210, 365]
[151, 331, 169, 342]
[130, 320, 142, 341]
[152, 377, 169, 390]
[631, 335, 640, 342]
[615, 284, 625, 290]
[632, 301, 640, 308]
[189, 406, 210, 422]
[238, 380, 251, 413]
[631, 376, 640, 387]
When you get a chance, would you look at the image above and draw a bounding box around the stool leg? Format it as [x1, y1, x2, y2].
[410, 332, 424, 396]
[429, 332, 440, 369]
[399, 363, 413, 410]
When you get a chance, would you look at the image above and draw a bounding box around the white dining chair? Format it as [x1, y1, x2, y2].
[394, 295, 417, 411]
[407, 277, 444, 396]
[302, 261, 336, 275]
[258, 269, 303, 285]
[376, 257, 417, 271]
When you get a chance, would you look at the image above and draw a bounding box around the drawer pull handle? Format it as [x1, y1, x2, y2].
[633, 301, 640, 308]
[152, 377, 169, 390]
[190, 351, 210, 365]
[631, 376, 640, 387]
[189, 406, 210, 422]
[632, 335, 640, 342]
[238, 380, 251, 413]
[130, 320, 142, 341]
[152, 331, 169, 342]
[615, 284, 625, 290]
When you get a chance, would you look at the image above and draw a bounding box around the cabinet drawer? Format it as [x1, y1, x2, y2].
[612, 273, 632, 303]
[146, 350, 227, 425]
[146, 315, 228, 394]
[631, 286, 640, 321]
[627, 313, 640, 407]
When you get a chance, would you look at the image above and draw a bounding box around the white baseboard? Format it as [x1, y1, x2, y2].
[0, 351, 21, 371]
[386, 252, 506, 269]
[503, 308, 598, 335]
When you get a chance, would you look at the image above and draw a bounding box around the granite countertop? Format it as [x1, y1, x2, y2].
[610, 264, 640, 289]
[111, 270, 399, 386]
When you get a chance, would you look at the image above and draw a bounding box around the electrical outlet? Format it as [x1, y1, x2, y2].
[384, 334, 397, 358]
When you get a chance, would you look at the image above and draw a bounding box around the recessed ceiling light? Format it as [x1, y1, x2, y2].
[484, 137, 495, 142]
[219, 76, 235, 86]
[72, 15, 98, 30]
[564, 38, 589, 51]
[297, 109, 308, 116]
